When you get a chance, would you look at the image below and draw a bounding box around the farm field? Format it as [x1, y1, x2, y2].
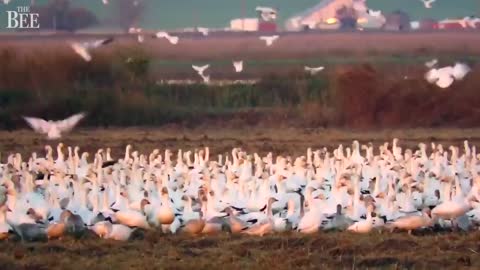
[1, 128, 480, 269]
[1, 231, 480, 269]
[2, 127, 480, 158]
[0, 31, 479, 81]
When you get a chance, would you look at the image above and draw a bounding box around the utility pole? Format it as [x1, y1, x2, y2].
[241, 0, 245, 30]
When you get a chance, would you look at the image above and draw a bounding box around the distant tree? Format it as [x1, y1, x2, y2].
[112, 0, 145, 31]
[67, 8, 99, 31]
[30, 0, 98, 31]
[336, 5, 358, 30]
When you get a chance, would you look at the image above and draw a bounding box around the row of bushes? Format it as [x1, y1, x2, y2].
[0, 45, 479, 129]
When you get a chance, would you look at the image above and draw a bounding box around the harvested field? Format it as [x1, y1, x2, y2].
[1, 127, 480, 163]
[1, 227, 480, 269]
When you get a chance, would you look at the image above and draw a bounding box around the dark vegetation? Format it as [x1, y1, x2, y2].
[0, 37, 479, 130]
[30, 0, 98, 32]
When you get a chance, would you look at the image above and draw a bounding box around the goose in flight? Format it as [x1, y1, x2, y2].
[425, 62, 470, 89]
[367, 9, 382, 17]
[154, 31, 179, 45]
[304, 66, 324, 75]
[421, 0, 435, 9]
[259, 35, 279, 47]
[233, 61, 243, 73]
[129, 27, 144, 43]
[23, 113, 86, 140]
[197, 27, 209, 36]
[102, 0, 108, 4]
[192, 64, 210, 75]
[200, 74, 210, 84]
[69, 38, 114, 62]
[424, 59, 438, 68]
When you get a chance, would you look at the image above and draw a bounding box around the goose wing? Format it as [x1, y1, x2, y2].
[70, 42, 91, 62]
[23, 117, 50, 134]
[192, 64, 209, 74]
[55, 113, 86, 133]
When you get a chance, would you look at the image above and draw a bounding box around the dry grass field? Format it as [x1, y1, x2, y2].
[1, 230, 480, 270]
[1, 127, 480, 158]
[2, 127, 480, 269]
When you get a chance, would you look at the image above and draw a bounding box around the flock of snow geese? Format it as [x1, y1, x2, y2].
[2, 137, 480, 241]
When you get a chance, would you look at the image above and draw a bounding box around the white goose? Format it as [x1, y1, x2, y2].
[23, 113, 86, 140]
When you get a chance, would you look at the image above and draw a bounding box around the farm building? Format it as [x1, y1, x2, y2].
[230, 18, 259, 31]
[416, 19, 438, 30]
[229, 6, 278, 32]
[285, 0, 356, 31]
[383, 10, 411, 31]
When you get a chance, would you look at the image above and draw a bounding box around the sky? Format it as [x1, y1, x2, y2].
[0, 0, 478, 31]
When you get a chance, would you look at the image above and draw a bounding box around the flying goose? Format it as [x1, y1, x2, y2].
[192, 64, 210, 75]
[233, 61, 243, 73]
[259, 35, 279, 47]
[69, 38, 114, 62]
[424, 59, 438, 68]
[304, 66, 324, 75]
[197, 27, 209, 36]
[421, 0, 435, 9]
[23, 112, 86, 140]
[154, 31, 179, 45]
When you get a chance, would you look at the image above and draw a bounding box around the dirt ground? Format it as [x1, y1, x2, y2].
[1, 127, 480, 158]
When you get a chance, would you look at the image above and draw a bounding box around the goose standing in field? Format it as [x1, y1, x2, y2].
[233, 61, 243, 73]
[421, 0, 435, 9]
[3, 138, 480, 242]
[0, 205, 11, 240]
[154, 31, 179, 45]
[259, 35, 279, 47]
[23, 112, 86, 140]
[347, 204, 375, 233]
[304, 66, 324, 75]
[69, 38, 114, 62]
[93, 221, 136, 241]
[385, 208, 433, 234]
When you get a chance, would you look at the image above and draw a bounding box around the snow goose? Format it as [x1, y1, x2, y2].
[23, 113, 86, 139]
[241, 197, 277, 236]
[304, 66, 324, 75]
[60, 210, 87, 238]
[421, 0, 435, 8]
[259, 35, 279, 47]
[112, 198, 150, 229]
[69, 38, 114, 62]
[0, 205, 11, 240]
[154, 31, 179, 45]
[233, 61, 243, 73]
[385, 208, 433, 234]
[347, 204, 375, 233]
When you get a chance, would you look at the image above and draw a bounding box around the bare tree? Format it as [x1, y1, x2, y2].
[112, 0, 145, 31]
[336, 5, 358, 30]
